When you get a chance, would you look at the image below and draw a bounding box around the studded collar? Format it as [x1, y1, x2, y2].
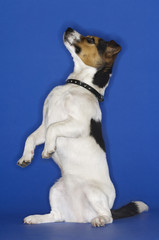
[66, 79, 104, 102]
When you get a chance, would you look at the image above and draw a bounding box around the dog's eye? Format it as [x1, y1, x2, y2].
[87, 37, 95, 44]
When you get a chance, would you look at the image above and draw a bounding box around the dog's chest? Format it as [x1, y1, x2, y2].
[44, 84, 101, 128]
[44, 86, 69, 127]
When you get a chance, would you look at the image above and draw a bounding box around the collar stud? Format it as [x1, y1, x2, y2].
[66, 79, 104, 102]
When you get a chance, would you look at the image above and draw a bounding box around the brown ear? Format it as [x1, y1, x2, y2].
[106, 40, 121, 56]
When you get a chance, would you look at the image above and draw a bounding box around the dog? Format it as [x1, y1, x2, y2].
[17, 28, 148, 227]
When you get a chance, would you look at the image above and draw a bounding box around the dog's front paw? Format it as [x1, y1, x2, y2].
[41, 149, 55, 159]
[41, 143, 56, 159]
[17, 155, 33, 168]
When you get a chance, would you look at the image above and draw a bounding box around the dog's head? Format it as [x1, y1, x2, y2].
[64, 28, 121, 69]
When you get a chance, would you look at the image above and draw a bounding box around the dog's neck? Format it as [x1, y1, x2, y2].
[67, 56, 112, 96]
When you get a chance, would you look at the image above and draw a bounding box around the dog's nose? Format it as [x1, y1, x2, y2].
[65, 27, 74, 34]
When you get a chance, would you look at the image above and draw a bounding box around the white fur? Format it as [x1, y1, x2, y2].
[18, 30, 116, 226]
[134, 201, 149, 213]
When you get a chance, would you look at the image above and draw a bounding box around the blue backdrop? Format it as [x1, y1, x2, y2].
[0, 0, 158, 218]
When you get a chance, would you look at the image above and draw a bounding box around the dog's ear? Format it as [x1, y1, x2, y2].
[105, 40, 121, 57]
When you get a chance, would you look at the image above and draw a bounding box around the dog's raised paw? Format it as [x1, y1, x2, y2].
[41, 150, 54, 159]
[17, 161, 31, 168]
[17, 156, 33, 168]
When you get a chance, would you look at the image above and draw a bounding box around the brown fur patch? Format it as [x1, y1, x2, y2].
[104, 41, 121, 67]
[76, 36, 104, 68]
[75, 36, 121, 69]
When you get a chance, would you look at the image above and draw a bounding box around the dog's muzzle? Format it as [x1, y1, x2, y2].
[64, 27, 81, 45]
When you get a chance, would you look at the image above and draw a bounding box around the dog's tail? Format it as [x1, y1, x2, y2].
[111, 201, 149, 220]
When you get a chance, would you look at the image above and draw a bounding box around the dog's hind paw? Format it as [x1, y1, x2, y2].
[24, 215, 41, 224]
[91, 215, 113, 227]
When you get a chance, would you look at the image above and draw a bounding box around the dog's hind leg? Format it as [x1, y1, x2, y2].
[23, 211, 62, 224]
[24, 178, 65, 224]
[84, 185, 113, 227]
[17, 122, 45, 167]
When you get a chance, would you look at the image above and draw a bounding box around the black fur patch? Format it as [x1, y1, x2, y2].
[75, 45, 81, 54]
[93, 66, 112, 88]
[97, 39, 107, 56]
[111, 202, 139, 220]
[90, 119, 105, 152]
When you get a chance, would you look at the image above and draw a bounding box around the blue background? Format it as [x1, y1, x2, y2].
[0, 1, 159, 238]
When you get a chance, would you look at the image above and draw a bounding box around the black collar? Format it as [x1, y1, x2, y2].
[66, 79, 104, 102]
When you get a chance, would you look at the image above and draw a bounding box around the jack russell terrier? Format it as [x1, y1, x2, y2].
[17, 28, 148, 227]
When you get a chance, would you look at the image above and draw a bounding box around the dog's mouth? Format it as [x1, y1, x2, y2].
[64, 27, 81, 46]
[64, 36, 73, 46]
